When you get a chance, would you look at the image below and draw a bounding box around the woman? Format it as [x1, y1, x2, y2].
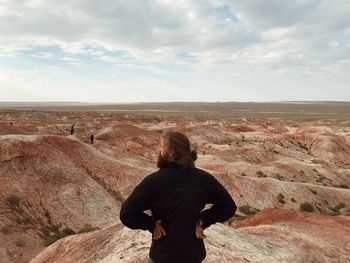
[120, 130, 237, 263]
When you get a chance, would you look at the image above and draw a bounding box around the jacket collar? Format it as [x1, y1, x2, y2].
[160, 160, 180, 169]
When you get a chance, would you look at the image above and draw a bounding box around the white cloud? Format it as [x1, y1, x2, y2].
[31, 52, 54, 59]
[0, 0, 349, 101]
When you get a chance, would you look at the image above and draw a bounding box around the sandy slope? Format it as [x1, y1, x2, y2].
[30, 208, 350, 263]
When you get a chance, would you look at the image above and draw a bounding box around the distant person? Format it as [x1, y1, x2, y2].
[70, 124, 75, 135]
[90, 134, 94, 144]
[120, 131, 236, 263]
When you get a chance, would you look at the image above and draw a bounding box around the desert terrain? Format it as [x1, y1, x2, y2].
[0, 101, 349, 263]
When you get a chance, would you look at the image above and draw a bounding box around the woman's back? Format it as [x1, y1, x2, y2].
[120, 130, 236, 263]
[120, 161, 236, 263]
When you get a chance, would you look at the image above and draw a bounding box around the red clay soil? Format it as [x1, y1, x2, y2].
[232, 208, 350, 229]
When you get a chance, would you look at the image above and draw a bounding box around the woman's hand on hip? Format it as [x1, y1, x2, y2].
[153, 220, 166, 240]
[195, 219, 207, 239]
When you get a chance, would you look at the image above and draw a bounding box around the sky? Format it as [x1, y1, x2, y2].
[0, 0, 349, 102]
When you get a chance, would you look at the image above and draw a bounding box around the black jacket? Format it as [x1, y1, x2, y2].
[119, 161, 237, 263]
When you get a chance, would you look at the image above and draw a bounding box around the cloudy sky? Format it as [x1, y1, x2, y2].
[0, 0, 349, 102]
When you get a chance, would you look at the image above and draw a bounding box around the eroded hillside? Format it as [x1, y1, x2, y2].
[0, 109, 349, 262]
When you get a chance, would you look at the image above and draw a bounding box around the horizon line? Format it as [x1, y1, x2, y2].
[1, 100, 350, 104]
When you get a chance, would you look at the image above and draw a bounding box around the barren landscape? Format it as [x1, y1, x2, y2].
[0, 102, 350, 263]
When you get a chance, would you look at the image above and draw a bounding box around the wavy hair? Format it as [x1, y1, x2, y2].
[157, 130, 197, 169]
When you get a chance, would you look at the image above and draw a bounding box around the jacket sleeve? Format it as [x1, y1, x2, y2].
[198, 174, 237, 230]
[119, 176, 157, 233]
